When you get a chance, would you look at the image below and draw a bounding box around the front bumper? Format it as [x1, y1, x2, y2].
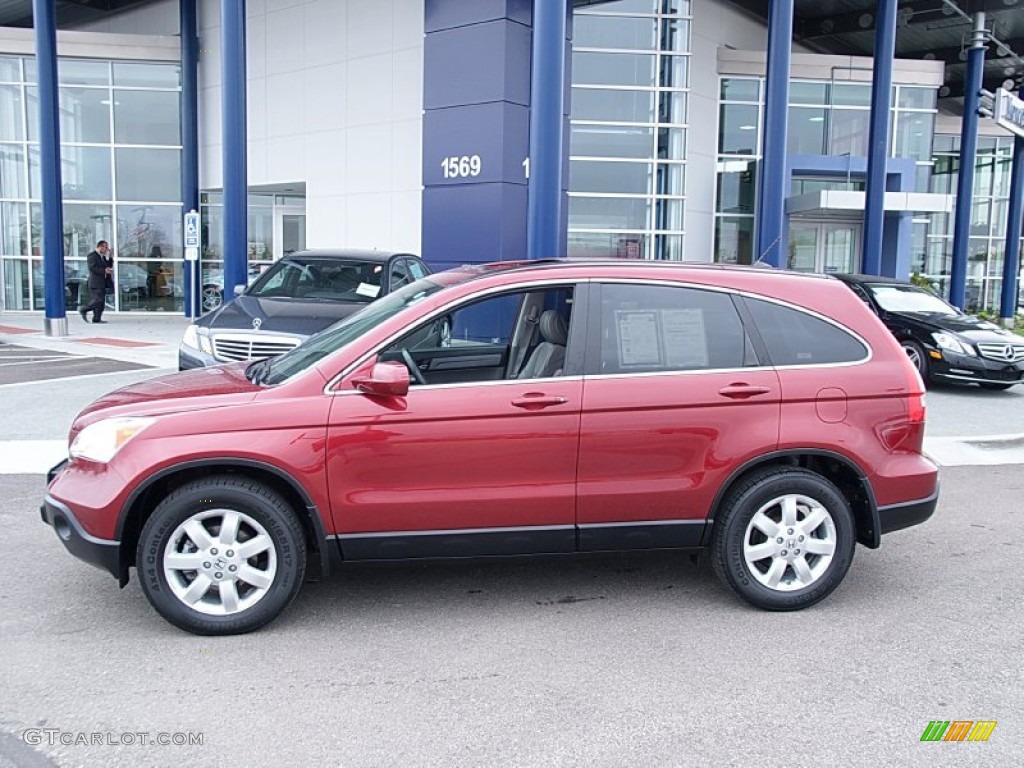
[41, 461, 121, 580]
[930, 350, 1024, 386]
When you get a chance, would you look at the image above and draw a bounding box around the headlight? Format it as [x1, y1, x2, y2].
[181, 324, 213, 354]
[69, 417, 155, 464]
[932, 332, 976, 357]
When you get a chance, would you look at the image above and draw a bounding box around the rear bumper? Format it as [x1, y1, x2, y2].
[877, 483, 940, 535]
[40, 493, 121, 580]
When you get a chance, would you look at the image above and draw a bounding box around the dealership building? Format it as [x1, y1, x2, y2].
[1, 0, 1023, 324]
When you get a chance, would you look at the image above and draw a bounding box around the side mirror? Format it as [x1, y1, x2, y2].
[233, 284, 245, 297]
[352, 361, 410, 398]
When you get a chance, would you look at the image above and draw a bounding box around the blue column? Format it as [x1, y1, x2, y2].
[755, 0, 793, 267]
[861, 0, 897, 277]
[181, 0, 200, 316]
[950, 13, 987, 309]
[526, 0, 568, 259]
[999, 88, 1024, 323]
[421, 1, 532, 271]
[221, 0, 248, 294]
[33, 0, 66, 336]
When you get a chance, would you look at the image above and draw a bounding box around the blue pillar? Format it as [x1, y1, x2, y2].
[526, 0, 568, 259]
[999, 88, 1024, 323]
[755, 0, 793, 267]
[181, 0, 200, 316]
[421, 1, 532, 271]
[221, 0, 248, 294]
[861, 0, 897, 277]
[33, 0, 66, 336]
[950, 13, 987, 309]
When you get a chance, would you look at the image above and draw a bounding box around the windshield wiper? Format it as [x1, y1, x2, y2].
[246, 357, 272, 385]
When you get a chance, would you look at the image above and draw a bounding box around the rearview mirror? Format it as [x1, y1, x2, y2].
[352, 361, 410, 398]
[233, 284, 245, 297]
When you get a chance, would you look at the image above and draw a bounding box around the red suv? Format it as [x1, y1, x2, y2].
[42, 260, 938, 635]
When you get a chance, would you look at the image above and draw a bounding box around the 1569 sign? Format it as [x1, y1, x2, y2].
[440, 155, 482, 179]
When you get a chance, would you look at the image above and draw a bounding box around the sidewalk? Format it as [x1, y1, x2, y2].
[0, 310, 187, 369]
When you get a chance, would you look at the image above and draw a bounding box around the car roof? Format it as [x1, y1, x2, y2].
[447, 258, 841, 285]
[284, 249, 417, 263]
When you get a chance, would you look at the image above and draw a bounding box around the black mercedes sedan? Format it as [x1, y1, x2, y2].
[834, 274, 1024, 390]
[179, 249, 430, 370]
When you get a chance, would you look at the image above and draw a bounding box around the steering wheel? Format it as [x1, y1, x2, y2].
[400, 348, 428, 386]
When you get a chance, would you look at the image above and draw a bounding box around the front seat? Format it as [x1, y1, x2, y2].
[517, 309, 568, 379]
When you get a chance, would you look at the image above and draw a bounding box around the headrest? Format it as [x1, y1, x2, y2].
[539, 310, 568, 346]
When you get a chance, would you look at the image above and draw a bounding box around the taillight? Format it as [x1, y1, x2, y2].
[880, 352, 926, 453]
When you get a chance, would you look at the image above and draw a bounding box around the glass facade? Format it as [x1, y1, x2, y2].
[916, 135, 1024, 313]
[0, 55, 182, 312]
[714, 76, 937, 265]
[568, 0, 691, 260]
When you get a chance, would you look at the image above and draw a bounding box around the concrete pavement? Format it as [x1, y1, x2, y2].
[3, 309, 1024, 472]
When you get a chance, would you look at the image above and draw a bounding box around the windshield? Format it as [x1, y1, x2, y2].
[258, 277, 448, 384]
[868, 284, 960, 316]
[246, 256, 389, 303]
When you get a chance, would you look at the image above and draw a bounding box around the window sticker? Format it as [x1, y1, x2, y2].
[356, 282, 381, 298]
[661, 309, 709, 368]
[616, 310, 662, 367]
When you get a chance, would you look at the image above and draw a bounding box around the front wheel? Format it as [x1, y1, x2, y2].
[900, 339, 929, 382]
[711, 468, 856, 611]
[137, 477, 306, 635]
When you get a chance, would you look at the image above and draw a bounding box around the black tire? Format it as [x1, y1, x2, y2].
[900, 339, 929, 382]
[137, 476, 306, 635]
[711, 467, 856, 611]
[980, 382, 1015, 391]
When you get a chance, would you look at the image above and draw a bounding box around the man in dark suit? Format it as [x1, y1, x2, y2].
[81, 240, 112, 323]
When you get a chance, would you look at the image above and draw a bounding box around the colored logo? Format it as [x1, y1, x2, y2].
[920, 721, 997, 742]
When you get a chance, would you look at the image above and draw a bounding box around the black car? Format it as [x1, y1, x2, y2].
[179, 249, 430, 369]
[834, 274, 1024, 390]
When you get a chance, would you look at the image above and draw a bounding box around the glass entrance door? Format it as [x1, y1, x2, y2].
[274, 207, 306, 260]
[788, 221, 861, 274]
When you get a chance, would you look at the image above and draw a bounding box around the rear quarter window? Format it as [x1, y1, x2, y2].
[743, 296, 868, 366]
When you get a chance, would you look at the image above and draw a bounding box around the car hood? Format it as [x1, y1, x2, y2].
[72, 364, 259, 431]
[888, 310, 1020, 342]
[197, 294, 367, 336]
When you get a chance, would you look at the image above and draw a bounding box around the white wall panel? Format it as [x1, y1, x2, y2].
[346, 54, 395, 127]
[265, 5, 306, 76]
[345, 192, 392, 249]
[304, 63, 348, 130]
[305, 0, 346, 68]
[265, 72, 306, 138]
[347, 0, 395, 62]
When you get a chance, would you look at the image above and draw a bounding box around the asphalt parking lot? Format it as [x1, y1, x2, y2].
[1, 465, 1021, 767]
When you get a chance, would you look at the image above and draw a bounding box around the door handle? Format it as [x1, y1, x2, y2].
[511, 394, 568, 409]
[718, 383, 772, 399]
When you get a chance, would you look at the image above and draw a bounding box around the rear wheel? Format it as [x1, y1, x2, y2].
[137, 476, 306, 635]
[711, 468, 856, 611]
[900, 339, 928, 381]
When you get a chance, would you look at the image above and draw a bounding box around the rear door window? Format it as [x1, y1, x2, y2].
[742, 297, 868, 366]
[592, 283, 758, 374]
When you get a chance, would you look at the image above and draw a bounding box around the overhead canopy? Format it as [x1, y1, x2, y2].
[724, 0, 1024, 104]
